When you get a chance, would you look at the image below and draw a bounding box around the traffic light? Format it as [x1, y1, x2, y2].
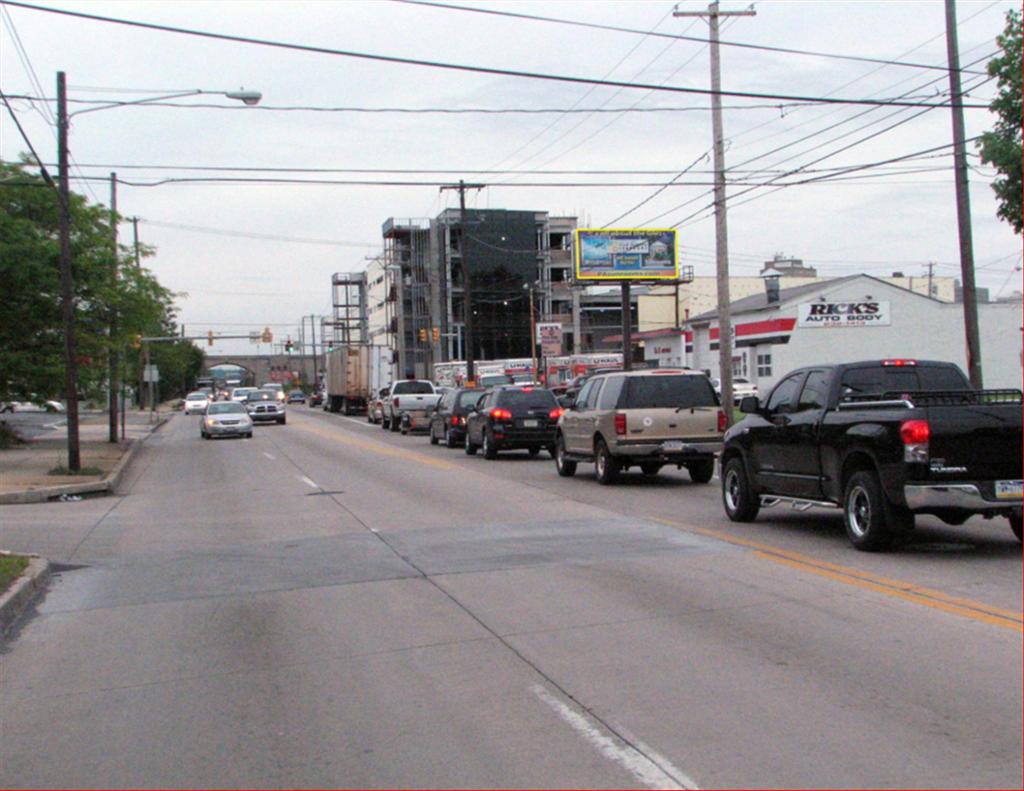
[285, 339, 293, 353]
[207, 330, 214, 347]
[418, 328, 427, 342]
[326, 341, 334, 352]
[261, 327, 273, 343]
[432, 327, 440, 343]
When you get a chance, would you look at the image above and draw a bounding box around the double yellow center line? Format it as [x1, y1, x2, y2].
[655, 518, 1023, 633]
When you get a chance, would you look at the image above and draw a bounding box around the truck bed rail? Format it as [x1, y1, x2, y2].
[838, 389, 1023, 409]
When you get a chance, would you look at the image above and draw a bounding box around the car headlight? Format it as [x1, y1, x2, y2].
[205, 418, 216, 427]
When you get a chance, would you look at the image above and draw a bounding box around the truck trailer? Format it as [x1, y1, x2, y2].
[325, 345, 372, 414]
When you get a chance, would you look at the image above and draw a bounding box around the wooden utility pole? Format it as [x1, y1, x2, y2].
[944, 0, 983, 387]
[57, 72, 81, 471]
[109, 172, 119, 443]
[440, 180, 484, 385]
[674, 2, 755, 420]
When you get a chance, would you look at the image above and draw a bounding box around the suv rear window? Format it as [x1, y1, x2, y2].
[497, 389, 557, 409]
[619, 375, 718, 409]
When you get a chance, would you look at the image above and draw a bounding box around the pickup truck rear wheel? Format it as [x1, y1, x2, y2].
[555, 435, 576, 477]
[843, 470, 904, 551]
[722, 457, 759, 521]
[1010, 514, 1022, 542]
[390, 415, 400, 432]
[687, 459, 714, 484]
[594, 439, 620, 485]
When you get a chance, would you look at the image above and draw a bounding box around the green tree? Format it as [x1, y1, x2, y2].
[977, 9, 1022, 234]
[0, 159, 202, 404]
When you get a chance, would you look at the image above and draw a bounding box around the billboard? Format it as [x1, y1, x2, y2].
[575, 229, 678, 281]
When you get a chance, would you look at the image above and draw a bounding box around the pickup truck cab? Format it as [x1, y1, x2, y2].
[384, 380, 441, 434]
[720, 359, 1023, 550]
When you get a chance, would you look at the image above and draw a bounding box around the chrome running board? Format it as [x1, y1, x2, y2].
[760, 495, 839, 511]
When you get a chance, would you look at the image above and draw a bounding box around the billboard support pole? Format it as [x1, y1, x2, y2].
[621, 282, 633, 371]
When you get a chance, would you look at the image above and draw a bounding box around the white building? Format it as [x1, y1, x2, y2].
[651, 274, 1021, 391]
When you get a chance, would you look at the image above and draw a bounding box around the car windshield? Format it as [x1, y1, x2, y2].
[289, 391, 303, 396]
[620, 375, 718, 409]
[185, 393, 206, 400]
[208, 402, 245, 415]
[247, 390, 277, 401]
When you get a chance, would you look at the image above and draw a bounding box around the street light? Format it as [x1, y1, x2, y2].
[56, 73, 261, 470]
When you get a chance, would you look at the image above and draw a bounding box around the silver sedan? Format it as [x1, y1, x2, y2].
[200, 401, 253, 439]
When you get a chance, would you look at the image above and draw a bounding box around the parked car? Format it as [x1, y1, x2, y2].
[385, 380, 442, 434]
[464, 386, 561, 459]
[287, 389, 306, 404]
[367, 387, 389, 423]
[200, 401, 253, 439]
[555, 369, 725, 485]
[1, 399, 65, 413]
[720, 359, 1023, 550]
[712, 376, 759, 404]
[245, 389, 287, 425]
[428, 387, 488, 448]
[183, 391, 210, 415]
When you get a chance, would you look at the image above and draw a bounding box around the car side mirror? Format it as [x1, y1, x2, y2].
[558, 395, 575, 409]
[738, 395, 760, 414]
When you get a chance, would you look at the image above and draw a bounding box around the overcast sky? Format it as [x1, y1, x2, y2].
[2, 0, 1020, 356]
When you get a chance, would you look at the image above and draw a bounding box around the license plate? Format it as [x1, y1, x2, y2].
[522, 419, 538, 428]
[662, 440, 684, 452]
[995, 480, 1023, 499]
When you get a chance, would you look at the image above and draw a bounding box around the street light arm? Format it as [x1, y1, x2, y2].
[69, 88, 261, 118]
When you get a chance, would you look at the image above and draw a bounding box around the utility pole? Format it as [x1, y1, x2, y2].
[131, 216, 141, 267]
[108, 172, 119, 443]
[440, 180, 484, 385]
[674, 2, 755, 421]
[944, 0, 982, 387]
[925, 262, 935, 298]
[309, 313, 318, 387]
[621, 282, 634, 371]
[57, 72, 81, 472]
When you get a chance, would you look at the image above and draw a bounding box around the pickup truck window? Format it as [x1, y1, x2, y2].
[620, 375, 718, 409]
[766, 372, 804, 414]
[839, 365, 970, 396]
[393, 381, 434, 395]
[797, 370, 831, 411]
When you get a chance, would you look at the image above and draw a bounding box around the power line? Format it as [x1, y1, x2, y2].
[391, 0, 989, 75]
[141, 219, 378, 247]
[0, 1, 990, 109]
[0, 90, 57, 191]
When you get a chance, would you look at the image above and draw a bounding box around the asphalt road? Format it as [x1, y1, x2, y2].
[1, 406, 1021, 788]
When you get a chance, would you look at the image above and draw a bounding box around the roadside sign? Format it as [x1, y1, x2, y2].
[537, 322, 562, 357]
[143, 365, 159, 383]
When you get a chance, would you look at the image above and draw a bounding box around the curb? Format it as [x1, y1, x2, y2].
[0, 414, 171, 505]
[0, 556, 50, 635]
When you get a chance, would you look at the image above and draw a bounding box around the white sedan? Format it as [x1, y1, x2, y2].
[183, 392, 211, 415]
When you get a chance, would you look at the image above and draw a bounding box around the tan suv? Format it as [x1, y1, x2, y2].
[554, 369, 725, 484]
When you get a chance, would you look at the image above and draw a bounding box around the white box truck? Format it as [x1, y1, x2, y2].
[325, 345, 372, 414]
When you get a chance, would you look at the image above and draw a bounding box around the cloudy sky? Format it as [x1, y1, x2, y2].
[2, 0, 1020, 355]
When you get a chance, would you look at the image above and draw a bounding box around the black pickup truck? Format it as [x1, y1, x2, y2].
[720, 359, 1023, 550]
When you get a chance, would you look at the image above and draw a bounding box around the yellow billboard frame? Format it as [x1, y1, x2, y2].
[574, 228, 679, 281]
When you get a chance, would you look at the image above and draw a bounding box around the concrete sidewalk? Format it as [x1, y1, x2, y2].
[0, 408, 172, 504]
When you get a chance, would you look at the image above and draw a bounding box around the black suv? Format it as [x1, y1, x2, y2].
[464, 386, 561, 459]
[429, 387, 488, 448]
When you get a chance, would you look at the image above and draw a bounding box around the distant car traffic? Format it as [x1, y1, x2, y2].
[230, 387, 258, 402]
[367, 387, 390, 424]
[309, 389, 324, 408]
[287, 390, 306, 404]
[200, 401, 253, 439]
[464, 385, 561, 459]
[183, 392, 211, 415]
[428, 387, 488, 448]
[260, 382, 287, 402]
[245, 389, 287, 424]
[1, 399, 65, 413]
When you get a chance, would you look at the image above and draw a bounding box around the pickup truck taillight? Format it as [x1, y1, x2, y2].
[717, 409, 727, 433]
[614, 412, 627, 436]
[393, 397, 399, 408]
[900, 419, 930, 463]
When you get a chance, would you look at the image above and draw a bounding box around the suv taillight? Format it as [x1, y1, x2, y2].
[490, 407, 513, 421]
[614, 412, 627, 435]
[717, 409, 727, 432]
[900, 419, 929, 463]
[549, 407, 564, 420]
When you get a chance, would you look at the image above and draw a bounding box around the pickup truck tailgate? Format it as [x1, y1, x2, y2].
[922, 393, 1023, 481]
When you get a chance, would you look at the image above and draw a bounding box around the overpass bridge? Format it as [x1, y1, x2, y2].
[202, 354, 319, 388]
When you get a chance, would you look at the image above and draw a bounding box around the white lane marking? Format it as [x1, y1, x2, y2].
[335, 414, 380, 430]
[297, 475, 319, 489]
[532, 684, 696, 790]
[263, 452, 276, 460]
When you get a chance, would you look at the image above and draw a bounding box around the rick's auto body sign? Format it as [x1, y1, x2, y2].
[797, 301, 890, 328]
